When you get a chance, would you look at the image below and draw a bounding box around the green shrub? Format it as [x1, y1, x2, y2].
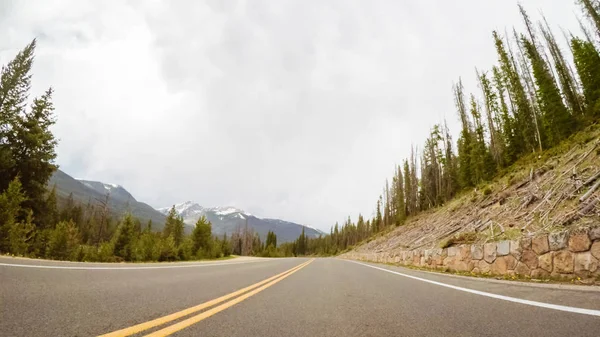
[46, 220, 80, 260]
[439, 231, 478, 248]
[261, 244, 280, 257]
[112, 214, 137, 261]
[482, 186, 492, 196]
[8, 212, 36, 256]
[80, 245, 99, 262]
[0, 177, 26, 253]
[159, 235, 177, 261]
[97, 242, 115, 262]
[133, 231, 159, 262]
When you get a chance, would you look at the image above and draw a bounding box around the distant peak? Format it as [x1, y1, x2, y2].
[158, 201, 204, 216]
[158, 202, 253, 217]
[210, 206, 244, 215]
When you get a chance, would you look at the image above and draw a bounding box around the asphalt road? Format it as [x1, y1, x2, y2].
[1, 256, 600, 337]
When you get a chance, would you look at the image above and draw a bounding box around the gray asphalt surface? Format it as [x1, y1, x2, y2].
[1, 256, 599, 337]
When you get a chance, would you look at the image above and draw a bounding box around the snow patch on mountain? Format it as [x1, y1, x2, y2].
[302, 224, 324, 234]
[78, 180, 120, 192]
[159, 202, 249, 218]
[158, 201, 203, 215]
[212, 206, 242, 216]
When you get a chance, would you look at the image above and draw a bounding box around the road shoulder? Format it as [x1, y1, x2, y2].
[342, 258, 600, 311]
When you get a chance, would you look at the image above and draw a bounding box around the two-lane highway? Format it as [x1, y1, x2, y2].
[1, 256, 599, 336]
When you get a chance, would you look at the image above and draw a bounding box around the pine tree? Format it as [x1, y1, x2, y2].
[469, 95, 495, 184]
[522, 35, 575, 146]
[493, 31, 538, 154]
[265, 230, 277, 249]
[221, 233, 232, 256]
[356, 214, 366, 238]
[511, 28, 545, 152]
[113, 214, 137, 261]
[40, 185, 60, 229]
[442, 122, 459, 200]
[163, 206, 185, 246]
[9, 210, 35, 256]
[421, 125, 443, 208]
[410, 148, 419, 212]
[478, 70, 505, 168]
[571, 37, 600, 116]
[374, 197, 382, 232]
[0, 41, 35, 187]
[454, 80, 474, 189]
[540, 17, 585, 116]
[0, 177, 25, 252]
[159, 234, 177, 261]
[492, 66, 518, 163]
[134, 225, 158, 261]
[192, 215, 212, 256]
[9, 88, 58, 225]
[0, 40, 58, 227]
[393, 165, 406, 224]
[47, 220, 80, 260]
[403, 160, 413, 215]
[578, 0, 600, 39]
[296, 227, 307, 255]
[383, 179, 391, 228]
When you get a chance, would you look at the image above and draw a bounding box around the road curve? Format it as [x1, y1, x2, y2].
[1, 256, 599, 336]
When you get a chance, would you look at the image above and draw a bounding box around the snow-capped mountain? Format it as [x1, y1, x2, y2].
[158, 201, 205, 220]
[158, 201, 323, 243]
[157, 202, 249, 224]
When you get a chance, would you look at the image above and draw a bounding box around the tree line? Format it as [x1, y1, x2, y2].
[281, 0, 600, 257]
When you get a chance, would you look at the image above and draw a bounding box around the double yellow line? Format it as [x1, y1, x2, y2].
[98, 259, 314, 337]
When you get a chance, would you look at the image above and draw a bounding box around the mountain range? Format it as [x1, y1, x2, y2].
[48, 169, 322, 242]
[157, 201, 323, 242]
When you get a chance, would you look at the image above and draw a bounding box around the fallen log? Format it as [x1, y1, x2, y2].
[515, 179, 530, 190]
[560, 198, 599, 226]
[581, 170, 600, 187]
[580, 179, 600, 203]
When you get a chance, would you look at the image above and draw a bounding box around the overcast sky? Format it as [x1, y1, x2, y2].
[0, 0, 585, 230]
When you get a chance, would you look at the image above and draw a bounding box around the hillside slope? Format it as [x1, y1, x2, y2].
[351, 125, 600, 254]
[48, 169, 166, 228]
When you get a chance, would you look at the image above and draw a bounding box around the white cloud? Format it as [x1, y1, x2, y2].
[0, 0, 584, 230]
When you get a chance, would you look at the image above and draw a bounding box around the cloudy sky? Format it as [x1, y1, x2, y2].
[0, 0, 584, 230]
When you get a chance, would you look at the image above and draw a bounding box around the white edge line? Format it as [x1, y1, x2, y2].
[0, 259, 275, 270]
[348, 260, 600, 317]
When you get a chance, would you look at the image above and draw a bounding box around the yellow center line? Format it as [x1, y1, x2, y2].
[142, 258, 315, 337]
[98, 259, 313, 337]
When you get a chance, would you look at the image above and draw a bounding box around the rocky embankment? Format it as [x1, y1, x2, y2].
[341, 226, 600, 282]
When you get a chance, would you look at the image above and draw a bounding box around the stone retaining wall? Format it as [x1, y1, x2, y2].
[341, 227, 600, 280]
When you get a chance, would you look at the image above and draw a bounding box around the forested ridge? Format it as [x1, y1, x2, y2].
[277, 1, 600, 256]
[2, 1, 600, 261]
